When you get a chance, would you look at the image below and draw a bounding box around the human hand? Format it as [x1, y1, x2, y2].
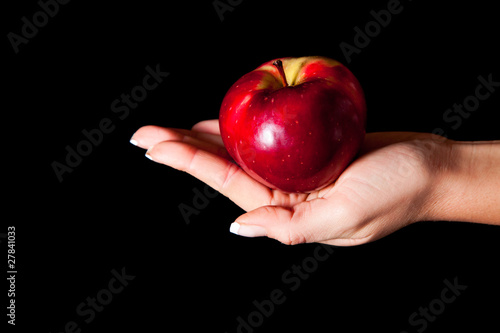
[130, 120, 499, 246]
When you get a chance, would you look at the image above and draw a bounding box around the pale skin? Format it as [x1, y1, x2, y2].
[131, 119, 500, 246]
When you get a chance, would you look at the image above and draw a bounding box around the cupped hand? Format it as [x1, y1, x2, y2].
[131, 120, 449, 246]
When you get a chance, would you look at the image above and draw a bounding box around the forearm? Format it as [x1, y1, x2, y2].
[426, 139, 500, 224]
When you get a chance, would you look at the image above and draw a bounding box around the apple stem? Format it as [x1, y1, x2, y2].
[273, 59, 288, 87]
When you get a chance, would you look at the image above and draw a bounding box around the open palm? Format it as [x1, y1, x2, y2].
[132, 120, 445, 246]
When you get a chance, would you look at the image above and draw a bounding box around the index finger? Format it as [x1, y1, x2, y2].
[131, 124, 224, 150]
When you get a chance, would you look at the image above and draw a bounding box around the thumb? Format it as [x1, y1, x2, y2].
[229, 200, 333, 245]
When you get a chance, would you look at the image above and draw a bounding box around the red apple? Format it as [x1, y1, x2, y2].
[219, 56, 366, 193]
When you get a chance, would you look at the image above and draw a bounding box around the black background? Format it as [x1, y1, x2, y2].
[4, 0, 500, 332]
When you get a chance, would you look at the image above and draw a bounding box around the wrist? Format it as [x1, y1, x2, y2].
[423, 138, 500, 223]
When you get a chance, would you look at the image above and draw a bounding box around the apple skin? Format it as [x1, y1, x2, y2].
[219, 56, 366, 193]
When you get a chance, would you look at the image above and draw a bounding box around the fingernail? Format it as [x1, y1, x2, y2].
[130, 138, 138, 146]
[145, 149, 154, 161]
[229, 222, 267, 238]
[229, 222, 240, 235]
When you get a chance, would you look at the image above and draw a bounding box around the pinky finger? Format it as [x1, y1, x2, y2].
[191, 119, 220, 135]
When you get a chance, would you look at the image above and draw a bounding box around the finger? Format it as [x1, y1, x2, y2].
[131, 125, 224, 150]
[178, 136, 232, 160]
[191, 119, 220, 135]
[145, 140, 273, 211]
[186, 129, 225, 147]
[229, 198, 341, 245]
[229, 197, 376, 246]
[130, 125, 180, 149]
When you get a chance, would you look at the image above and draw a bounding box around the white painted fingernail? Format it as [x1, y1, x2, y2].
[145, 150, 154, 161]
[229, 222, 267, 237]
[130, 138, 138, 146]
[229, 222, 240, 235]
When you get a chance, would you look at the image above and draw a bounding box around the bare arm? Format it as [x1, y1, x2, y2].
[425, 140, 500, 224]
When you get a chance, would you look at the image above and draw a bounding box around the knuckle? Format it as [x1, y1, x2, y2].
[217, 162, 240, 192]
[271, 228, 307, 246]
